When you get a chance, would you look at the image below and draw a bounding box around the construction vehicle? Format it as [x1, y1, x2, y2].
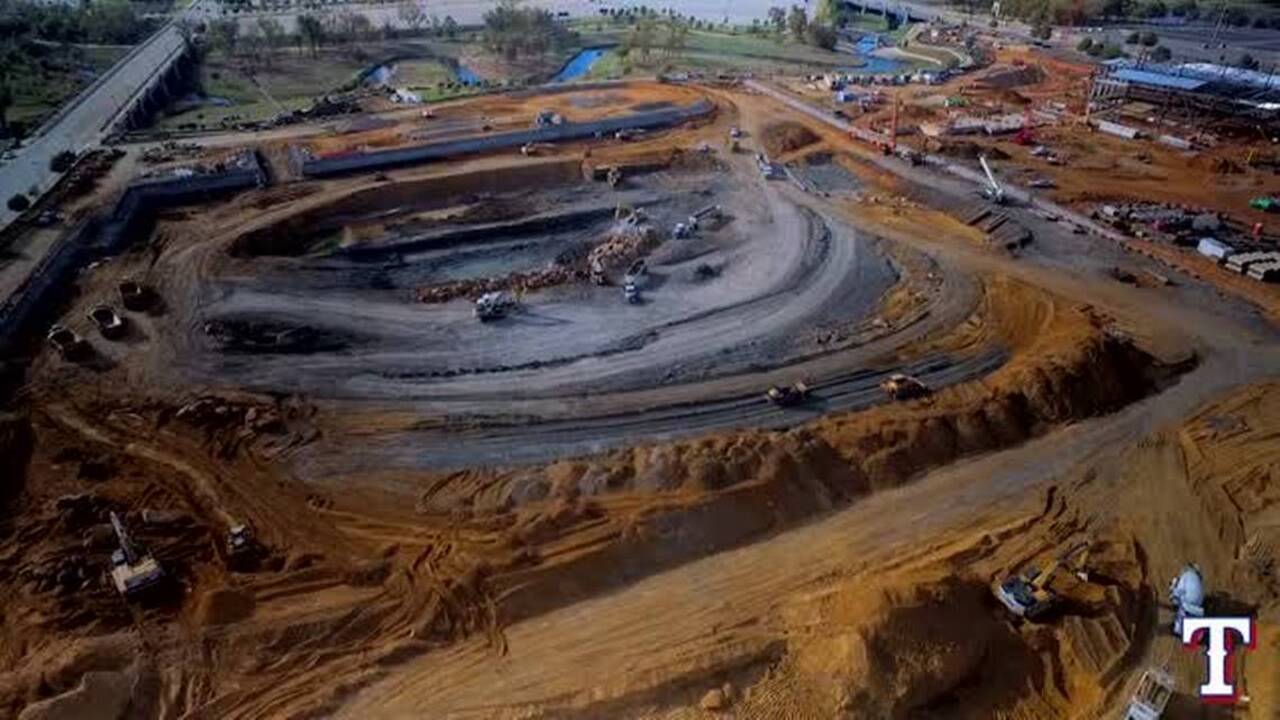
[1124, 667, 1174, 720]
[47, 324, 89, 360]
[624, 282, 642, 304]
[1169, 564, 1205, 635]
[420, 108, 435, 119]
[520, 142, 555, 156]
[606, 166, 622, 188]
[673, 222, 692, 239]
[614, 128, 644, 141]
[475, 291, 515, 321]
[624, 259, 647, 287]
[729, 126, 743, 139]
[226, 523, 258, 568]
[690, 204, 724, 229]
[765, 381, 811, 406]
[108, 511, 165, 599]
[87, 305, 126, 339]
[880, 373, 930, 401]
[534, 109, 562, 127]
[979, 155, 1006, 204]
[994, 541, 1090, 620]
[118, 280, 153, 311]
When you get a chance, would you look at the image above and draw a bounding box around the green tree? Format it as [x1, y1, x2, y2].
[1076, 36, 1093, 51]
[7, 194, 29, 213]
[1124, 30, 1140, 43]
[1140, 31, 1157, 46]
[1238, 52, 1259, 70]
[49, 150, 76, 173]
[298, 14, 325, 56]
[398, 1, 427, 34]
[767, 6, 787, 38]
[787, 4, 808, 41]
[209, 18, 240, 56]
[0, 83, 11, 134]
[1151, 44, 1171, 61]
[257, 17, 285, 63]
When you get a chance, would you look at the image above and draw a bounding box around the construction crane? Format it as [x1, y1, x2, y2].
[994, 541, 1090, 620]
[108, 511, 165, 599]
[979, 155, 1006, 205]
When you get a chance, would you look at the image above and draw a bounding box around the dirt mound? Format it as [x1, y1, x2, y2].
[0, 412, 33, 504]
[1189, 154, 1244, 175]
[760, 122, 819, 157]
[790, 576, 1041, 718]
[925, 139, 1010, 161]
[970, 63, 1046, 90]
[194, 586, 255, 627]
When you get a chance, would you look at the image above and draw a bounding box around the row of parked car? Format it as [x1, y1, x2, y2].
[46, 280, 154, 361]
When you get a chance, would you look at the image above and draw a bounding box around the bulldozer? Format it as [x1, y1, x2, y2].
[994, 541, 1090, 621]
[765, 381, 811, 407]
[880, 373, 930, 401]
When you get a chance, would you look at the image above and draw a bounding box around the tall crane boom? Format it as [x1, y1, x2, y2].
[109, 511, 139, 566]
[979, 155, 1005, 204]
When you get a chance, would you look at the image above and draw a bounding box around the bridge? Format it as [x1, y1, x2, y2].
[0, 8, 201, 230]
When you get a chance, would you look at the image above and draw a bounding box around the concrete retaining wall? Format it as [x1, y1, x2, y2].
[302, 99, 715, 178]
[0, 157, 266, 355]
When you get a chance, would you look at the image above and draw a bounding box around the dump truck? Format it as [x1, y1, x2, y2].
[475, 291, 515, 321]
[765, 381, 811, 406]
[108, 511, 165, 599]
[47, 324, 89, 360]
[880, 373, 930, 401]
[994, 542, 1090, 620]
[1124, 667, 1174, 720]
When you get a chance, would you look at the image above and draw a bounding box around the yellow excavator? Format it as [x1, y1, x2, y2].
[994, 541, 1090, 621]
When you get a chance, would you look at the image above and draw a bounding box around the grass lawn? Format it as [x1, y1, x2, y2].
[8, 44, 130, 130]
[158, 48, 372, 128]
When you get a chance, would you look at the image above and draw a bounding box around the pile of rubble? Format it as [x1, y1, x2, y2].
[416, 265, 580, 304]
[141, 141, 204, 165]
[588, 217, 661, 285]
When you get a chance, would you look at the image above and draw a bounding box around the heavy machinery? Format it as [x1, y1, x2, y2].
[979, 155, 1006, 205]
[475, 291, 515, 321]
[729, 126, 743, 139]
[673, 222, 692, 239]
[108, 511, 165, 599]
[606, 166, 622, 189]
[520, 142, 555, 156]
[880, 373, 930, 401]
[226, 523, 259, 568]
[47, 324, 89, 360]
[87, 304, 126, 339]
[765, 381, 811, 406]
[994, 541, 1090, 620]
[624, 282, 642, 304]
[1169, 564, 1205, 635]
[1124, 667, 1174, 720]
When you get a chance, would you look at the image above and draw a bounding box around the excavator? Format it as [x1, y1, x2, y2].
[979, 155, 1007, 205]
[994, 541, 1090, 620]
[765, 381, 811, 407]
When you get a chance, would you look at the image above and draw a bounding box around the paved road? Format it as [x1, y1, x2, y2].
[0, 8, 200, 230]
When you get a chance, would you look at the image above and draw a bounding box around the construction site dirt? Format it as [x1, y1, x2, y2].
[4, 71, 1280, 720]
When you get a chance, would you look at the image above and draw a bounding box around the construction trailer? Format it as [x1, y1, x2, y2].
[1226, 251, 1280, 274]
[1247, 261, 1280, 282]
[1196, 237, 1233, 262]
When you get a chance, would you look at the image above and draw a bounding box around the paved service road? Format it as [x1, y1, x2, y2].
[0, 9, 199, 229]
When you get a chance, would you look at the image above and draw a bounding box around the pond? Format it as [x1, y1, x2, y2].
[550, 48, 606, 83]
[844, 33, 907, 74]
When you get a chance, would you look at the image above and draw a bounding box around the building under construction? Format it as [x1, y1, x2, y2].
[1089, 59, 1280, 132]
